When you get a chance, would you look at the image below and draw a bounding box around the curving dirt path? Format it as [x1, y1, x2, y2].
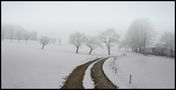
[61, 57, 118, 89]
[61, 58, 100, 89]
[91, 57, 118, 89]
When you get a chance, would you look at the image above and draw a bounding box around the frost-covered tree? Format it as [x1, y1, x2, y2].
[125, 18, 154, 53]
[85, 36, 101, 54]
[40, 36, 50, 50]
[2, 24, 38, 42]
[9, 27, 14, 42]
[51, 38, 56, 45]
[11, 25, 24, 43]
[2, 24, 19, 41]
[1, 28, 6, 41]
[160, 32, 175, 57]
[99, 28, 120, 55]
[30, 31, 38, 41]
[23, 31, 31, 43]
[69, 32, 86, 53]
[118, 39, 129, 52]
[17, 29, 22, 43]
[58, 38, 61, 45]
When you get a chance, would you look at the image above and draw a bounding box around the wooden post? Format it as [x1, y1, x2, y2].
[129, 74, 132, 84]
[115, 67, 117, 74]
[112, 60, 115, 69]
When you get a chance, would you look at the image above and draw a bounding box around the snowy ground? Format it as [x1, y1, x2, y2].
[1, 40, 99, 88]
[103, 52, 175, 89]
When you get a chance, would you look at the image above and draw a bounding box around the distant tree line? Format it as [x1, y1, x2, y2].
[1, 24, 37, 43]
[119, 18, 175, 57]
[69, 18, 174, 57]
[2, 18, 175, 57]
[1, 24, 62, 50]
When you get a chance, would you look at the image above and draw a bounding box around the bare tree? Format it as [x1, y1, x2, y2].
[85, 36, 101, 54]
[69, 32, 85, 53]
[40, 36, 50, 50]
[118, 40, 129, 52]
[5, 24, 18, 42]
[16, 29, 24, 43]
[51, 38, 56, 45]
[30, 31, 38, 41]
[2, 24, 35, 43]
[1, 29, 5, 41]
[11, 25, 24, 43]
[23, 31, 31, 43]
[99, 28, 120, 55]
[125, 18, 154, 53]
[160, 32, 175, 57]
[9, 28, 14, 42]
[1, 24, 9, 41]
[58, 38, 61, 45]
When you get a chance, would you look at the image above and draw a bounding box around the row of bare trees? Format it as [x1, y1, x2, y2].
[69, 29, 120, 55]
[1, 24, 37, 43]
[1, 24, 62, 50]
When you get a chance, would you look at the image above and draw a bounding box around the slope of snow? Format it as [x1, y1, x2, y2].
[103, 52, 175, 89]
[1, 40, 97, 88]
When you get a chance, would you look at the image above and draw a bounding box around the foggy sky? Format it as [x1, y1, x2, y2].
[1, 1, 175, 44]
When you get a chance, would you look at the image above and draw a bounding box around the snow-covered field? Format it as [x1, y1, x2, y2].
[2, 40, 175, 89]
[103, 52, 175, 89]
[1, 40, 100, 88]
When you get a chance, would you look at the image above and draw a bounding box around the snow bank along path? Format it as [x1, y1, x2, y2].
[83, 59, 100, 89]
[103, 53, 175, 88]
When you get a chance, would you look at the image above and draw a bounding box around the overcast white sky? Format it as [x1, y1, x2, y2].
[1, 1, 175, 43]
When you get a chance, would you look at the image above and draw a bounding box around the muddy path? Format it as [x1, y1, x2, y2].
[91, 57, 118, 89]
[61, 58, 100, 89]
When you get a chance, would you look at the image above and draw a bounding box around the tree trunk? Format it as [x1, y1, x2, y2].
[170, 48, 173, 57]
[26, 39, 28, 43]
[89, 48, 93, 54]
[76, 46, 79, 53]
[135, 48, 138, 52]
[108, 46, 110, 55]
[18, 33, 21, 43]
[10, 32, 13, 42]
[139, 47, 142, 53]
[18, 39, 20, 43]
[42, 44, 45, 50]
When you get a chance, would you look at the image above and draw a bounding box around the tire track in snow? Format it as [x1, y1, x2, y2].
[91, 57, 118, 89]
[61, 58, 100, 89]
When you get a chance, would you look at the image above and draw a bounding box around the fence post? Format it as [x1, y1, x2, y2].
[129, 74, 132, 84]
[112, 59, 115, 69]
[115, 67, 117, 74]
